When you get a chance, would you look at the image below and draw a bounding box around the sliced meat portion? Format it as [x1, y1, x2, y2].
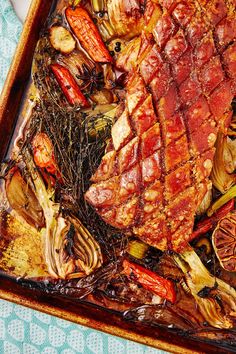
[85, 0, 236, 252]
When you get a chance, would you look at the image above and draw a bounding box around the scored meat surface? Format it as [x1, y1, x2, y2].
[85, 0, 236, 252]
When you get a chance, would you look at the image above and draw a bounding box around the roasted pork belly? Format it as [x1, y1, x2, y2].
[86, 0, 236, 252]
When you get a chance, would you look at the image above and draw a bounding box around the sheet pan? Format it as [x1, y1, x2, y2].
[0, 1, 234, 352]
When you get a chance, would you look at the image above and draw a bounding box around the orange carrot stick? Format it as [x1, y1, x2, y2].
[66, 6, 113, 63]
[51, 63, 89, 107]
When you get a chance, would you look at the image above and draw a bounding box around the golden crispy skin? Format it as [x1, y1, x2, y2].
[85, 0, 236, 252]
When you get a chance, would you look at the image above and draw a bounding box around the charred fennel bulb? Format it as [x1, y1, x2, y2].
[174, 248, 236, 329]
[24, 150, 103, 279]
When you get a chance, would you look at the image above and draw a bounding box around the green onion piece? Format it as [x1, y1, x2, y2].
[128, 240, 149, 260]
[207, 185, 236, 217]
[92, 0, 104, 12]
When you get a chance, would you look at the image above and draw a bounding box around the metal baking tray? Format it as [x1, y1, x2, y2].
[0, 1, 234, 352]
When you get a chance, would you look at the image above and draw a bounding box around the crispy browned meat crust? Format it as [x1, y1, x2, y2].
[86, 0, 236, 252]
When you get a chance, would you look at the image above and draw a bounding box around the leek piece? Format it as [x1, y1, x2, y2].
[99, 20, 115, 41]
[207, 185, 236, 217]
[128, 240, 149, 259]
[69, 0, 82, 6]
[92, 0, 104, 12]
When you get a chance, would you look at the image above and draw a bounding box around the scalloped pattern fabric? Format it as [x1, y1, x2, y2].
[0, 0, 22, 91]
[0, 300, 166, 354]
[0, 1, 166, 353]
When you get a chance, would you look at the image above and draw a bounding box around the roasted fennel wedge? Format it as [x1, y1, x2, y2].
[7, 149, 103, 280]
[174, 247, 236, 329]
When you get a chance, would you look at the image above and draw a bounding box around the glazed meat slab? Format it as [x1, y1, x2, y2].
[85, 0, 236, 252]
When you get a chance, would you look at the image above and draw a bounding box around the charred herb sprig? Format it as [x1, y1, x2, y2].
[27, 98, 125, 261]
[29, 33, 127, 261]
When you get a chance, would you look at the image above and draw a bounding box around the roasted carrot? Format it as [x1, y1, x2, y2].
[192, 199, 235, 239]
[32, 133, 63, 186]
[65, 6, 113, 63]
[32, 133, 56, 172]
[123, 259, 176, 303]
[51, 63, 89, 107]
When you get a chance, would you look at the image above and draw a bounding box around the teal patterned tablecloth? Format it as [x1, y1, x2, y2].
[0, 0, 166, 353]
